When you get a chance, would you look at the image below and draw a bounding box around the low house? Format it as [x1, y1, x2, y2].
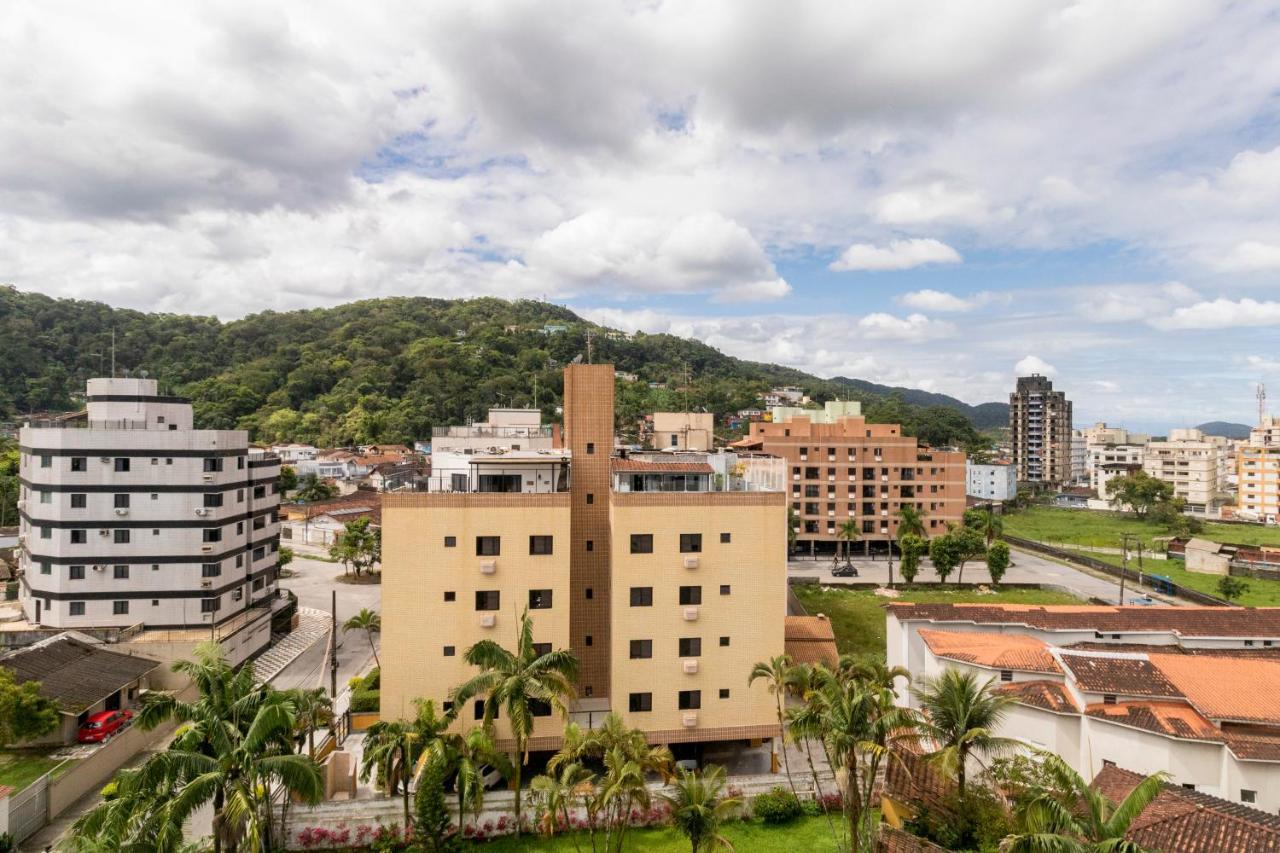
[281, 494, 383, 548]
[1183, 537, 1230, 575]
[1, 632, 159, 745]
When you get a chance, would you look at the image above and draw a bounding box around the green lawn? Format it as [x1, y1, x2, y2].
[477, 816, 834, 850]
[1002, 506, 1280, 550]
[0, 751, 62, 791]
[1065, 549, 1280, 607]
[790, 585, 1084, 660]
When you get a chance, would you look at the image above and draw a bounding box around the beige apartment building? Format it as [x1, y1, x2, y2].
[1238, 417, 1280, 523]
[380, 364, 786, 753]
[734, 401, 965, 555]
[1143, 428, 1228, 513]
[650, 412, 715, 451]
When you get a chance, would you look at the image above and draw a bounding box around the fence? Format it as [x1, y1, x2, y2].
[9, 772, 50, 844]
[1003, 536, 1233, 606]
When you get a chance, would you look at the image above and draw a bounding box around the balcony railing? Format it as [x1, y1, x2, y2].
[25, 419, 150, 430]
[431, 425, 554, 439]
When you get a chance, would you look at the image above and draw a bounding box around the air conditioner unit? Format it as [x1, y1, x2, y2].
[92, 564, 104, 572]
[202, 474, 215, 482]
[201, 580, 213, 588]
[682, 659, 699, 674]
[232, 589, 243, 601]
[114, 508, 129, 517]
[682, 712, 698, 728]
[98, 529, 111, 536]
[479, 613, 496, 628]
[201, 544, 214, 553]
[682, 607, 699, 622]
[683, 556, 699, 570]
[194, 508, 209, 517]
[479, 559, 497, 575]
[16, 499, 25, 510]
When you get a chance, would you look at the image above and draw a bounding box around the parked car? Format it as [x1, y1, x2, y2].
[674, 758, 699, 772]
[77, 709, 133, 743]
[831, 563, 859, 578]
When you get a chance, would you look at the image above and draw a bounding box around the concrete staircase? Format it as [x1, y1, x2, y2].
[254, 607, 330, 683]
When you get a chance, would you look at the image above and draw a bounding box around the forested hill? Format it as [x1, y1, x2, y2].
[0, 286, 997, 449]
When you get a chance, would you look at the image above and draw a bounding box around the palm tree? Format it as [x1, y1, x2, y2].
[283, 687, 333, 759]
[427, 726, 512, 836]
[896, 505, 927, 540]
[836, 519, 859, 565]
[530, 760, 594, 848]
[1001, 755, 1167, 853]
[748, 655, 799, 794]
[362, 699, 453, 829]
[452, 609, 579, 837]
[913, 669, 1017, 801]
[343, 607, 382, 669]
[661, 765, 740, 853]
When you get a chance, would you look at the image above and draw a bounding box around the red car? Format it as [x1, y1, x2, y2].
[77, 709, 133, 743]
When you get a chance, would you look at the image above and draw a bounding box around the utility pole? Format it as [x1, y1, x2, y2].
[329, 589, 339, 699]
[1119, 533, 1138, 604]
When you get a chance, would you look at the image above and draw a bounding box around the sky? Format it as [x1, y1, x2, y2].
[3, 2, 1280, 433]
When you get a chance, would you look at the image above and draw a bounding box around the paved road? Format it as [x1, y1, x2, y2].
[273, 555, 382, 692]
[788, 546, 1182, 606]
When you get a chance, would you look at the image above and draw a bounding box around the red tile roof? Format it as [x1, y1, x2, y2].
[785, 616, 839, 667]
[889, 602, 1280, 638]
[997, 679, 1079, 713]
[611, 459, 714, 474]
[1059, 653, 1182, 698]
[1221, 726, 1280, 762]
[1085, 701, 1222, 741]
[918, 629, 1062, 674]
[1150, 653, 1280, 725]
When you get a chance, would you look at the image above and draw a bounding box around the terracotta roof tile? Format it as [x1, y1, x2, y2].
[918, 628, 1062, 674]
[1, 634, 160, 714]
[883, 747, 957, 818]
[610, 459, 714, 474]
[785, 616, 839, 667]
[889, 602, 1280, 638]
[1058, 653, 1183, 698]
[1151, 654, 1280, 725]
[875, 826, 950, 853]
[1221, 726, 1280, 761]
[1085, 701, 1222, 741]
[997, 679, 1079, 713]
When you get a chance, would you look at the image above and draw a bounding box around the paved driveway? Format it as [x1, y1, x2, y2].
[273, 555, 382, 691]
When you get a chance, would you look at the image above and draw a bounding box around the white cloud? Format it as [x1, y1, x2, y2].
[830, 238, 961, 271]
[855, 312, 955, 341]
[899, 288, 982, 312]
[1015, 355, 1057, 376]
[873, 184, 991, 226]
[1215, 241, 1280, 272]
[1078, 282, 1200, 323]
[1244, 355, 1280, 374]
[1154, 298, 1280, 330]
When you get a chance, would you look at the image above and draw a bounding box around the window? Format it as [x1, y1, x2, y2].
[70, 529, 86, 544]
[201, 599, 221, 613]
[529, 535, 554, 555]
[630, 640, 653, 659]
[114, 458, 130, 472]
[253, 485, 266, 499]
[443, 591, 456, 602]
[476, 536, 501, 556]
[1103, 694, 1117, 705]
[474, 700, 488, 721]
[586, 540, 594, 552]
[630, 534, 653, 554]
[678, 690, 701, 710]
[475, 591, 501, 611]
[679, 586, 702, 605]
[202, 563, 221, 578]
[40, 561, 51, 575]
[679, 637, 702, 656]
[70, 493, 87, 508]
[40, 454, 52, 468]
[719, 636, 730, 647]
[443, 536, 456, 548]
[253, 515, 265, 530]
[529, 699, 553, 717]
[70, 457, 87, 472]
[203, 458, 223, 473]
[69, 565, 86, 580]
[113, 601, 129, 615]
[114, 493, 130, 509]
[720, 532, 731, 543]
[585, 635, 593, 646]
[70, 601, 85, 616]
[236, 489, 244, 502]
[629, 693, 652, 712]
[528, 589, 553, 609]
[630, 587, 653, 606]
[443, 646, 456, 657]
[1241, 789, 1257, 804]
[586, 442, 595, 454]
[39, 490, 52, 504]
[719, 688, 730, 699]
[114, 529, 131, 544]
[203, 493, 223, 508]
[203, 529, 221, 543]
[236, 522, 244, 535]
[40, 526, 51, 539]
[1000, 670, 1013, 682]
[585, 587, 593, 599]
[719, 585, 731, 596]
[252, 577, 264, 591]
[113, 565, 129, 579]
[680, 533, 702, 553]
[532, 643, 552, 658]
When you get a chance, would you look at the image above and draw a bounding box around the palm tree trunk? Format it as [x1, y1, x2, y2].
[368, 629, 381, 669]
[800, 735, 839, 848]
[214, 788, 225, 853]
[513, 749, 524, 836]
[957, 745, 967, 801]
[775, 696, 800, 801]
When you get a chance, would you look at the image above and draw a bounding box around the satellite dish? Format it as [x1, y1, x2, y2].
[570, 354, 584, 364]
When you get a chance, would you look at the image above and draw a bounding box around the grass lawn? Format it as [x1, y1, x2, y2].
[1002, 506, 1280, 550]
[791, 585, 1084, 660]
[477, 816, 834, 851]
[0, 751, 63, 791]
[1064, 549, 1280, 607]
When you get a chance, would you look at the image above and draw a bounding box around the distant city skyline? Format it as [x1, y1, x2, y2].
[3, 3, 1279, 430]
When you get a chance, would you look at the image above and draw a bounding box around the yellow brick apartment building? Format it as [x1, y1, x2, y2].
[380, 364, 786, 752]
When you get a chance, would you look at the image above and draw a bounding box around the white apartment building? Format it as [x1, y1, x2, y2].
[17, 378, 282, 633]
[430, 408, 557, 454]
[1070, 430, 1088, 485]
[965, 462, 1017, 501]
[427, 408, 561, 492]
[1143, 429, 1229, 513]
[1088, 444, 1146, 500]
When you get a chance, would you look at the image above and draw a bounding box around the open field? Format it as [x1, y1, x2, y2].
[790, 585, 1084, 660]
[1066, 549, 1280, 607]
[1002, 506, 1280, 550]
[479, 816, 834, 851]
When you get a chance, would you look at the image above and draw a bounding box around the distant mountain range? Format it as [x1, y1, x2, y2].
[1195, 421, 1254, 440]
[830, 377, 1009, 430]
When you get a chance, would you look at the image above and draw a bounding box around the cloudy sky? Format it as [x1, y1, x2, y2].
[3, 1, 1280, 431]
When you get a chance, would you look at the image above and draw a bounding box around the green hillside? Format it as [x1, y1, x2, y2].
[0, 286, 994, 449]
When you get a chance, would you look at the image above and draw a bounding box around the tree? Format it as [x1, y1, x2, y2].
[279, 465, 298, 494]
[294, 473, 337, 503]
[951, 525, 987, 585]
[987, 541, 1011, 587]
[344, 607, 382, 669]
[330, 517, 379, 578]
[661, 765, 740, 853]
[749, 654, 799, 797]
[1108, 471, 1174, 520]
[929, 534, 960, 584]
[898, 534, 925, 585]
[913, 669, 1017, 801]
[453, 610, 579, 837]
[0, 667, 59, 746]
[278, 546, 295, 574]
[836, 519, 859, 564]
[530, 760, 593, 846]
[1001, 754, 1166, 853]
[964, 507, 1003, 545]
[362, 699, 452, 829]
[1218, 575, 1250, 603]
[414, 752, 457, 853]
[282, 687, 332, 759]
[896, 505, 927, 540]
[429, 726, 511, 836]
[787, 505, 799, 552]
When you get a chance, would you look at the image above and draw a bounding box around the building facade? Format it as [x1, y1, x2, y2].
[17, 378, 282, 631]
[1143, 429, 1227, 514]
[1009, 375, 1073, 486]
[379, 365, 787, 753]
[738, 405, 965, 555]
[1239, 419, 1280, 523]
[650, 412, 714, 451]
[965, 462, 1017, 502]
[1088, 444, 1146, 500]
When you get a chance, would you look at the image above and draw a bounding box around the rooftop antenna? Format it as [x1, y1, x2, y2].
[1259, 382, 1268, 426]
[586, 329, 595, 364]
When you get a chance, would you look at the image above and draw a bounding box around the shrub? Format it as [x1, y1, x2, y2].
[752, 787, 803, 824]
[987, 540, 1010, 586]
[351, 689, 381, 713]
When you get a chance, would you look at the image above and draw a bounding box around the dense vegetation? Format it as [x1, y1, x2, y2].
[0, 286, 993, 449]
